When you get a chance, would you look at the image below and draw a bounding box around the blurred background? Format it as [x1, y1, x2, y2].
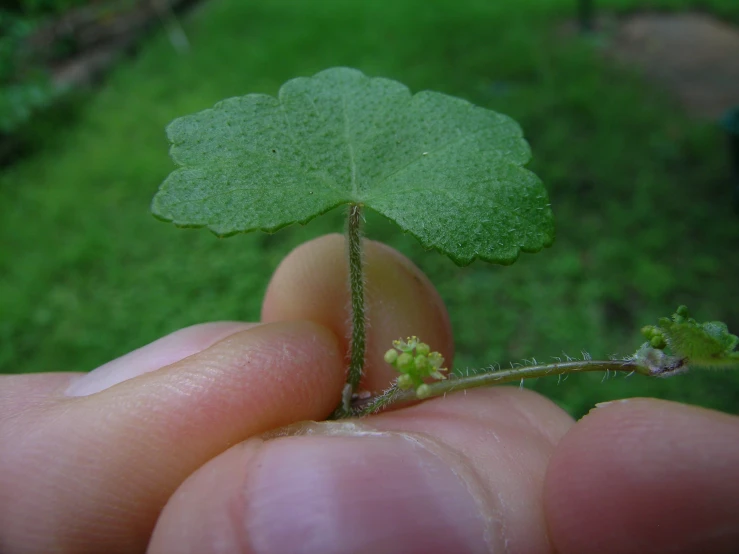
[1, 0, 737, 418]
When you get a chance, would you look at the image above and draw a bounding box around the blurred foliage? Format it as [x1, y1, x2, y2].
[1, 0, 738, 420]
[3, 0, 93, 17]
[0, 11, 55, 135]
[0, 1, 136, 140]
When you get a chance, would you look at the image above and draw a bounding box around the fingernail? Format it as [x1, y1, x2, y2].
[594, 399, 630, 409]
[65, 322, 254, 396]
[243, 425, 493, 554]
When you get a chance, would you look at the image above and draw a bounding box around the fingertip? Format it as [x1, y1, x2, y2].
[109, 320, 347, 433]
[544, 399, 739, 554]
[262, 234, 453, 392]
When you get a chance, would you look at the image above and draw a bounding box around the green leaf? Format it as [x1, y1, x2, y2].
[658, 308, 739, 370]
[636, 306, 739, 374]
[152, 67, 554, 265]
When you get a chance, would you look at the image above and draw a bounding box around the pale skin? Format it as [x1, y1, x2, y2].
[1, 235, 738, 553]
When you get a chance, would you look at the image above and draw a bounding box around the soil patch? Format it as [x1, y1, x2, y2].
[606, 12, 739, 119]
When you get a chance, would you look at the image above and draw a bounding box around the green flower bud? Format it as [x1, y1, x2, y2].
[416, 342, 430, 357]
[416, 384, 432, 399]
[397, 374, 414, 390]
[396, 352, 414, 372]
[676, 305, 689, 318]
[414, 354, 430, 373]
[384, 349, 399, 365]
[650, 334, 666, 349]
[641, 325, 657, 340]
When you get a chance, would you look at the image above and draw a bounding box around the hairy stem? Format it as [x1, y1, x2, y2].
[347, 203, 366, 393]
[325, 203, 368, 419]
[349, 359, 649, 417]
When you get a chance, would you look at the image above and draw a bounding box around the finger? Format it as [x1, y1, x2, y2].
[544, 398, 739, 554]
[149, 387, 575, 554]
[0, 372, 80, 420]
[65, 321, 256, 397]
[0, 322, 254, 420]
[0, 321, 344, 554]
[262, 234, 454, 392]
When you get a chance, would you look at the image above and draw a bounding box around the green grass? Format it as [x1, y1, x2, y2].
[1, 0, 738, 418]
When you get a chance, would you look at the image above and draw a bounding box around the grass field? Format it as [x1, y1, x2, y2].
[1, 0, 738, 418]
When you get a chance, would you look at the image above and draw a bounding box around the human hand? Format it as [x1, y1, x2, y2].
[1, 235, 738, 554]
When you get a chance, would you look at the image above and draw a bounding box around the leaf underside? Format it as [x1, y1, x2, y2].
[152, 67, 554, 265]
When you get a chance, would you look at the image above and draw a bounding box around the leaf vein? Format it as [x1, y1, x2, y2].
[342, 94, 358, 196]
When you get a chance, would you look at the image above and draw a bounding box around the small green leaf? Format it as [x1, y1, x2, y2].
[658, 316, 739, 370]
[152, 67, 554, 265]
[635, 306, 739, 374]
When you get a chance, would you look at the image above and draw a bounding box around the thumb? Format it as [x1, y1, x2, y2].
[148, 388, 574, 554]
[262, 234, 454, 392]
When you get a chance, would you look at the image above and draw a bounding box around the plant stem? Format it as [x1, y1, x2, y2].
[346, 203, 367, 392]
[328, 203, 367, 420]
[350, 359, 649, 417]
